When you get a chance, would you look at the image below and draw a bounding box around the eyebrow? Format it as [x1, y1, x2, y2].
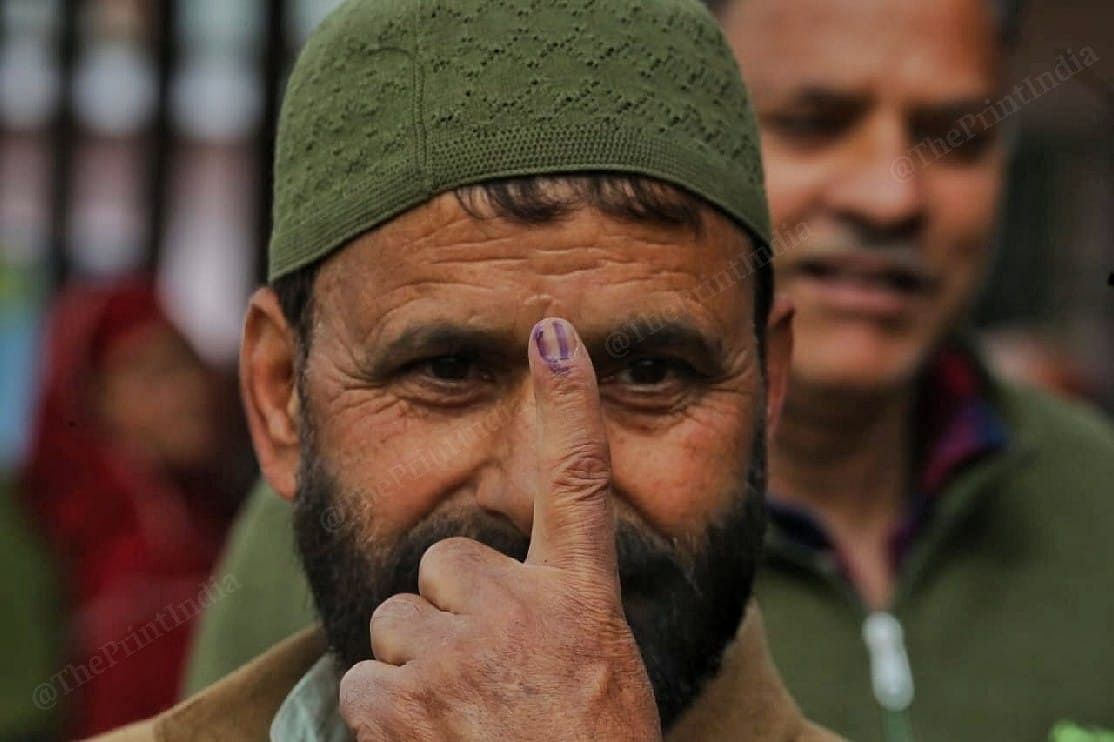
[776, 89, 992, 121]
[367, 324, 517, 376]
[778, 87, 870, 110]
[586, 318, 725, 371]
[366, 318, 726, 375]
[909, 98, 996, 125]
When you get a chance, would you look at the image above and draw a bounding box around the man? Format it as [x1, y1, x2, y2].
[94, 0, 837, 739]
[709, 0, 1114, 740]
[185, 0, 1114, 738]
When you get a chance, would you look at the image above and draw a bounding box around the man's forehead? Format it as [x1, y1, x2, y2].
[726, 0, 999, 102]
[311, 193, 755, 345]
[318, 192, 750, 289]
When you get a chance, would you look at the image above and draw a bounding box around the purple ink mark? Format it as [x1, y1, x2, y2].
[534, 325, 549, 362]
[553, 319, 571, 360]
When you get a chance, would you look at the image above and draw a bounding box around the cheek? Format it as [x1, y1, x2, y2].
[929, 165, 1001, 255]
[608, 397, 757, 538]
[761, 144, 830, 228]
[313, 391, 494, 539]
[926, 165, 1002, 305]
[103, 375, 161, 435]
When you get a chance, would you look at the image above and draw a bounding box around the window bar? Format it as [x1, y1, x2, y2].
[256, 0, 288, 284]
[47, 0, 81, 288]
[144, 0, 175, 275]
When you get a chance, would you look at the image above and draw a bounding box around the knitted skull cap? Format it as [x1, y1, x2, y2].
[269, 0, 769, 280]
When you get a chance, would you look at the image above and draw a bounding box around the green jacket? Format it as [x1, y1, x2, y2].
[181, 483, 315, 696]
[0, 476, 64, 741]
[184, 379, 1114, 742]
[757, 380, 1114, 742]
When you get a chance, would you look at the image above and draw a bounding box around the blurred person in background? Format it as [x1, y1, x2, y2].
[708, 0, 1114, 739]
[19, 277, 237, 738]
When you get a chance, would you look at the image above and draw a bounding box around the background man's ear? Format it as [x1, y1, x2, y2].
[240, 287, 302, 501]
[764, 292, 794, 435]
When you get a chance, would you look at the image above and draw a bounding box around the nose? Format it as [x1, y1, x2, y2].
[472, 379, 538, 535]
[825, 113, 926, 245]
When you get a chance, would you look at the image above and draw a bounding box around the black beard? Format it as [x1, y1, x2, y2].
[293, 428, 766, 731]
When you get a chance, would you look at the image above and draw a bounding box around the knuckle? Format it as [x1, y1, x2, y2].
[421, 537, 479, 571]
[371, 593, 421, 628]
[339, 662, 384, 713]
[418, 540, 454, 582]
[340, 666, 426, 739]
[550, 444, 611, 493]
[340, 695, 394, 741]
[421, 536, 503, 581]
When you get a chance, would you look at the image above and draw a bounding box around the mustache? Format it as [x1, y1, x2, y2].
[307, 502, 715, 611]
[799, 241, 925, 269]
[786, 232, 939, 292]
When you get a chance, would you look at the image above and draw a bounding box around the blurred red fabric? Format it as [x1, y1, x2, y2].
[21, 278, 230, 738]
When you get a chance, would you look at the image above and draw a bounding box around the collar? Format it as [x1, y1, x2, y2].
[914, 345, 1008, 496]
[767, 343, 1008, 574]
[270, 654, 349, 741]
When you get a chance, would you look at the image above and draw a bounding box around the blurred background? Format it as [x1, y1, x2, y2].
[0, 0, 1109, 739]
[0, 0, 346, 470]
[1, 3, 347, 738]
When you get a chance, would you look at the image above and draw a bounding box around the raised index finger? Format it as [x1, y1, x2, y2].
[525, 317, 618, 585]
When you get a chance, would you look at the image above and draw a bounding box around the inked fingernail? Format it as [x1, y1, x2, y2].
[534, 318, 577, 365]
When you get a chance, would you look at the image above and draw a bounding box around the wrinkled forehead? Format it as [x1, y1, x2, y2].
[724, 0, 1000, 103]
[311, 192, 758, 349]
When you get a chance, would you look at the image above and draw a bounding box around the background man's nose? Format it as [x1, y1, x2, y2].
[825, 115, 926, 246]
[472, 382, 538, 536]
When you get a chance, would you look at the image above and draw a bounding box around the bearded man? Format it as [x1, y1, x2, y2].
[92, 0, 838, 739]
[182, 1, 1114, 740]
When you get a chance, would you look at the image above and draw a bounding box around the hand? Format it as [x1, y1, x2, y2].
[338, 317, 661, 741]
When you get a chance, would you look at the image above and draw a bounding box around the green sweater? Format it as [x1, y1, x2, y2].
[757, 380, 1114, 742]
[184, 380, 1114, 742]
[0, 477, 64, 741]
[182, 482, 316, 697]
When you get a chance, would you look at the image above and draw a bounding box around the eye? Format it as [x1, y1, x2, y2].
[404, 354, 495, 385]
[396, 353, 492, 383]
[601, 356, 706, 412]
[909, 111, 1002, 167]
[426, 355, 474, 381]
[766, 108, 856, 145]
[621, 358, 674, 386]
[610, 357, 703, 389]
[392, 354, 496, 408]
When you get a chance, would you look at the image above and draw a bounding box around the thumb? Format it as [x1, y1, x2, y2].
[525, 317, 618, 584]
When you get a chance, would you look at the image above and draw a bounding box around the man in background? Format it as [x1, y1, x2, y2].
[711, 0, 1114, 739]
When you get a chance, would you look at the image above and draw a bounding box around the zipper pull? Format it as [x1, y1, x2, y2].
[863, 612, 915, 712]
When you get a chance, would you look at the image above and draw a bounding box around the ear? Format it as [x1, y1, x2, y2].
[240, 287, 302, 501]
[764, 292, 794, 436]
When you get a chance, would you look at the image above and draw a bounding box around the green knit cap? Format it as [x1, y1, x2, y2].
[269, 0, 769, 281]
